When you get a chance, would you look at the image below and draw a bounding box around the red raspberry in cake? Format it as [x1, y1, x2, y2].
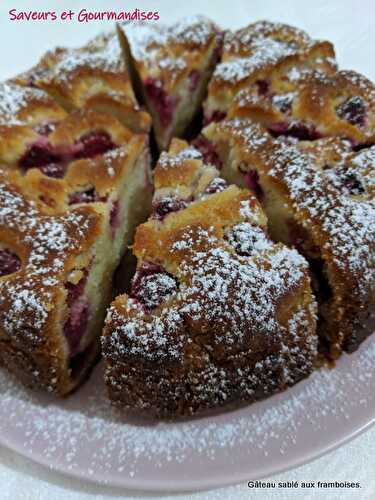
[64, 271, 90, 356]
[75, 131, 116, 159]
[225, 222, 272, 256]
[239, 167, 264, 200]
[144, 78, 177, 128]
[0, 249, 21, 277]
[152, 197, 189, 219]
[335, 96, 367, 127]
[203, 109, 227, 125]
[19, 140, 63, 173]
[192, 135, 222, 169]
[268, 121, 321, 141]
[130, 261, 178, 311]
[255, 79, 270, 96]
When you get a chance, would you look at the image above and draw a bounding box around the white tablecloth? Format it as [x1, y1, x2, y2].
[0, 0, 374, 498]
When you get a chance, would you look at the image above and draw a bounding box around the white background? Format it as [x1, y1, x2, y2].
[0, 0, 374, 498]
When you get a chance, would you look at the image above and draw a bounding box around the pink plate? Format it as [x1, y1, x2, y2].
[0, 335, 374, 491]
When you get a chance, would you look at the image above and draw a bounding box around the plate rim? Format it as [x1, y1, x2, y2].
[0, 369, 374, 492]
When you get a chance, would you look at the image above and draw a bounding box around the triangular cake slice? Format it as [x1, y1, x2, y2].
[204, 20, 336, 125]
[202, 119, 375, 358]
[102, 139, 317, 417]
[0, 173, 107, 393]
[0, 83, 152, 394]
[14, 31, 151, 134]
[117, 16, 222, 150]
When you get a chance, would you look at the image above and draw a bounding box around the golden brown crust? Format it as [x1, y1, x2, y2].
[204, 20, 336, 122]
[0, 80, 151, 395]
[229, 70, 375, 146]
[103, 139, 318, 417]
[118, 16, 221, 93]
[118, 16, 222, 150]
[0, 172, 104, 394]
[203, 119, 375, 357]
[0, 83, 149, 212]
[14, 32, 151, 134]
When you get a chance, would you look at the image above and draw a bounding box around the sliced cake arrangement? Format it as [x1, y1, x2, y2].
[201, 120, 375, 359]
[0, 17, 374, 416]
[102, 140, 318, 417]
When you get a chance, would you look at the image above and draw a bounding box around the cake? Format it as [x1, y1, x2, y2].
[201, 119, 375, 358]
[229, 69, 375, 147]
[0, 16, 374, 414]
[117, 16, 222, 150]
[204, 20, 336, 125]
[102, 139, 318, 417]
[14, 31, 151, 134]
[0, 172, 106, 393]
[0, 82, 152, 394]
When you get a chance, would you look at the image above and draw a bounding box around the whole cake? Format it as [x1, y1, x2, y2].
[0, 17, 374, 417]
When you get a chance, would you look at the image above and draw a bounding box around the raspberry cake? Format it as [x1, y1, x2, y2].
[202, 119, 375, 358]
[0, 83, 152, 394]
[117, 16, 222, 150]
[0, 172, 109, 393]
[229, 70, 375, 147]
[204, 20, 336, 125]
[14, 31, 151, 134]
[102, 139, 318, 417]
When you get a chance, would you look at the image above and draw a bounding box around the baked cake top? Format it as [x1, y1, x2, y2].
[205, 20, 336, 120]
[0, 79, 147, 213]
[206, 118, 375, 302]
[229, 69, 375, 145]
[0, 172, 102, 355]
[14, 32, 151, 134]
[0, 82, 66, 128]
[119, 16, 221, 91]
[104, 140, 315, 365]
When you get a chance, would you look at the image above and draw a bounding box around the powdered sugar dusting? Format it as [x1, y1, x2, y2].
[0, 336, 374, 486]
[37, 31, 124, 85]
[122, 15, 217, 77]
[219, 119, 375, 294]
[0, 83, 49, 126]
[0, 179, 95, 345]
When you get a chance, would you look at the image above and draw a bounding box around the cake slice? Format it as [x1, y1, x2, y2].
[0, 84, 152, 394]
[204, 20, 336, 125]
[202, 119, 375, 358]
[229, 70, 375, 147]
[102, 139, 318, 417]
[117, 16, 222, 150]
[14, 31, 151, 134]
[0, 172, 110, 393]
